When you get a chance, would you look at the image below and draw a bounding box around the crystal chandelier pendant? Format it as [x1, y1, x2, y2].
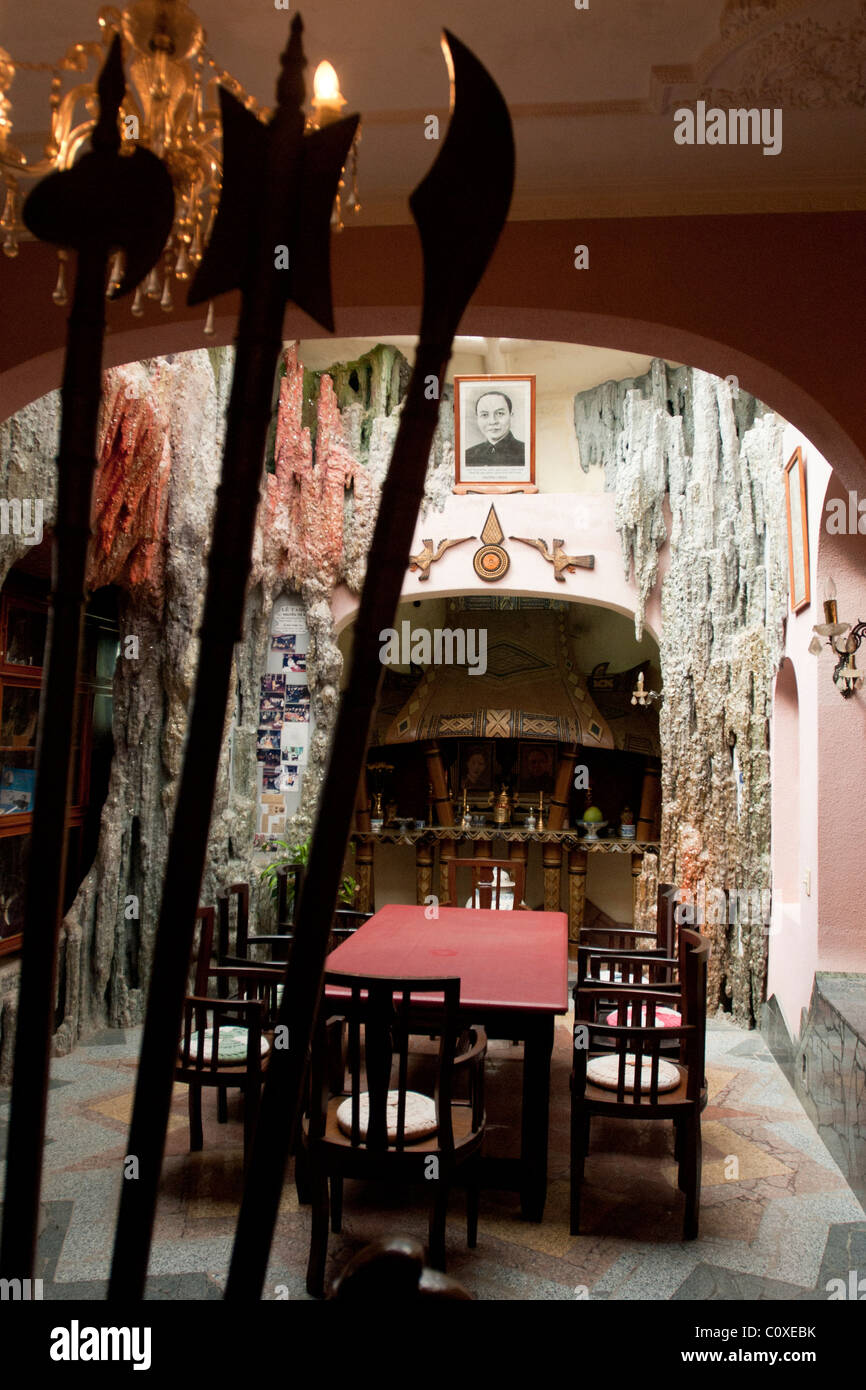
[52, 249, 69, 305]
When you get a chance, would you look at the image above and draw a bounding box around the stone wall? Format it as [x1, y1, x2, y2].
[575, 359, 789, 1024]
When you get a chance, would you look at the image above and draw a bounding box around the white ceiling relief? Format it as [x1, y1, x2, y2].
[1, 0, 863, 221]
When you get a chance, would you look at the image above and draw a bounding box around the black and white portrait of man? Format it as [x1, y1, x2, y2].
[455, 376, 535, 487]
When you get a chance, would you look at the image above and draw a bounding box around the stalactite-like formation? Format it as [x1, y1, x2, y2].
[90, 367, 172, 597]
[252, 343, 454, 841]
[0, 352, 242, 1061]
[575, 361, 788, 1024]
[0, 339, 444, 1062]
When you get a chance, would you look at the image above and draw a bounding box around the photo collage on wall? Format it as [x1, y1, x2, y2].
[257, 598, 313, 834]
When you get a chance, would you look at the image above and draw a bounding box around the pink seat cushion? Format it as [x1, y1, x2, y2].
[604, 1005, 682, 1029]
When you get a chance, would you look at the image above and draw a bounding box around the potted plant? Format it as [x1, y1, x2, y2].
[260, 835, 358, 916]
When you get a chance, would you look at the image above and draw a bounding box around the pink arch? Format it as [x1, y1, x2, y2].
[3, 303, 865, 500]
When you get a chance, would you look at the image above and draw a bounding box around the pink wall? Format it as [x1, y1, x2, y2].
[816, 476, 866, 972]
[772, 660, 800, 904]
[767, 425, 825, 1036]
[769, 426, 866, 1037]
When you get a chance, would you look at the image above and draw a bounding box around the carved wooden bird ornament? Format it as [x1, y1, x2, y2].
[409, 535, 475, 579]
[509, 536, 595, 581]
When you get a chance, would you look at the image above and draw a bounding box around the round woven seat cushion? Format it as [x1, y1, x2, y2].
[335, 1090, 438, 1143]
[603, 1005, 682, 1029]
[182, 1025, 270, 1065]
[585, 1053, 681, 1093]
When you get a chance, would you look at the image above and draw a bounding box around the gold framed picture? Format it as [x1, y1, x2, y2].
[783, 446, 810, 613]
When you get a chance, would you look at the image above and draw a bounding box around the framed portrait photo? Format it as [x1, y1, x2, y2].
[517, 741, 556, 796]
[458, 740, 495, 795]
[454, 375, 536, 492]
[783, 446, 810, 613]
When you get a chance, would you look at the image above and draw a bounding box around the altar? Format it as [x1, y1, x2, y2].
[351, 824, 660, 943]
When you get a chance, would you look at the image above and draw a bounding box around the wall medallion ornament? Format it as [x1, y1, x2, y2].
[409, 535, 475, 580]
[473, 506, 510, 581]
[509, 535, 595, 582]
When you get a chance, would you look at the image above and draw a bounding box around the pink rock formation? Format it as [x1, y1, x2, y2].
[86, 345, 374, 611]
[261, 344, 372, 590]
[89, 367, 171, 602]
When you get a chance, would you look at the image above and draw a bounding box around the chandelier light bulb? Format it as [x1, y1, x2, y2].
[313, 61, 340, 102]
[311, 60, 346, 126]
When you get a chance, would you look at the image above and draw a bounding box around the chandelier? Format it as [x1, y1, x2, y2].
[0, 0, 360, 326]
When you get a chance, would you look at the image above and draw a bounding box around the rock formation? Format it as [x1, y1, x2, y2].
[575, 360, 788, 1024]
[0, 340, 446, 1066]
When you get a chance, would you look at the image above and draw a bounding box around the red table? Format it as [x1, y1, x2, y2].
[325, 903, 569, 1221]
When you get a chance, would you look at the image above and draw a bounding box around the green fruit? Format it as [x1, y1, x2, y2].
[583, 805, 603, 823]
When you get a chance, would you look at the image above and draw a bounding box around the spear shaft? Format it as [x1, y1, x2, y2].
[0, 244, 110, 1281]
[225, 340, 450, 1297]
[0, 36, 173, 1281]
[108, 186, 300, 1307]
[108, 16, 359, 1297]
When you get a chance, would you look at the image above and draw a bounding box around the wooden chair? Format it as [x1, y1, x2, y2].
[576, 942, 680, 999]
[276, 861, 305, 931]
[575, 942, 684, 1057]
[221, 903, 373, 970]
[578, 880, 676, 954]
[328, 907, 374, 954]
[447, 855, 527, 910]
[214, 865, 300, 968]
[178, 903, 283, 1162]
[216, 884, 250, 995]
[303, 972, 486, 1298]
[570, 927, 710, 1240]
[219, 890, 373, 1105]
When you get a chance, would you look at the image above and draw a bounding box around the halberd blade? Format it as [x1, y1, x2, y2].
[410, 30, 514, 345]
[291, 114, 360, 330]
[187, 88, 268, 306]
[22, 36, 174, 298]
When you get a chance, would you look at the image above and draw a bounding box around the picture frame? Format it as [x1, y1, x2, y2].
[458, 740, 495, 795]
[783, 446, 810, 613]
[517, 741, 556, 796]
[453, 374, 536, 493]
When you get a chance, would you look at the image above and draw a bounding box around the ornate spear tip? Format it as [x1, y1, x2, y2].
[277, 14, 306, 113]
[92, 34, 125, 155]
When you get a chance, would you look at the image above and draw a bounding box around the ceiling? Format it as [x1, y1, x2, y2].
[1, 0, 864, 222]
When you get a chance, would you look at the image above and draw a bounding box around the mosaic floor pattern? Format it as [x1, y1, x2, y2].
[1, 1015, 863, 1301]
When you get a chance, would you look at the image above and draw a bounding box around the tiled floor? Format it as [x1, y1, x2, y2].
[1, 1014, 864, 1300]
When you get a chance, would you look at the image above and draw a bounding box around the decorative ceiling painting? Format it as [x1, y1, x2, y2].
[384, 609, 614, 746]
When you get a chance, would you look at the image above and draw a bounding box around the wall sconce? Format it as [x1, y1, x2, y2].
[810, 578, 865, 698]
[631, 670, 662, 707]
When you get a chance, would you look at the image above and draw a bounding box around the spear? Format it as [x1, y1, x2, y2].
[0, 38, 174, 1283]
[108, 16, 359, 1300]
[225, 30, 514, 1300]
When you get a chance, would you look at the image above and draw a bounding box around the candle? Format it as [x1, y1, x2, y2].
[312, 61, 346, 127]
